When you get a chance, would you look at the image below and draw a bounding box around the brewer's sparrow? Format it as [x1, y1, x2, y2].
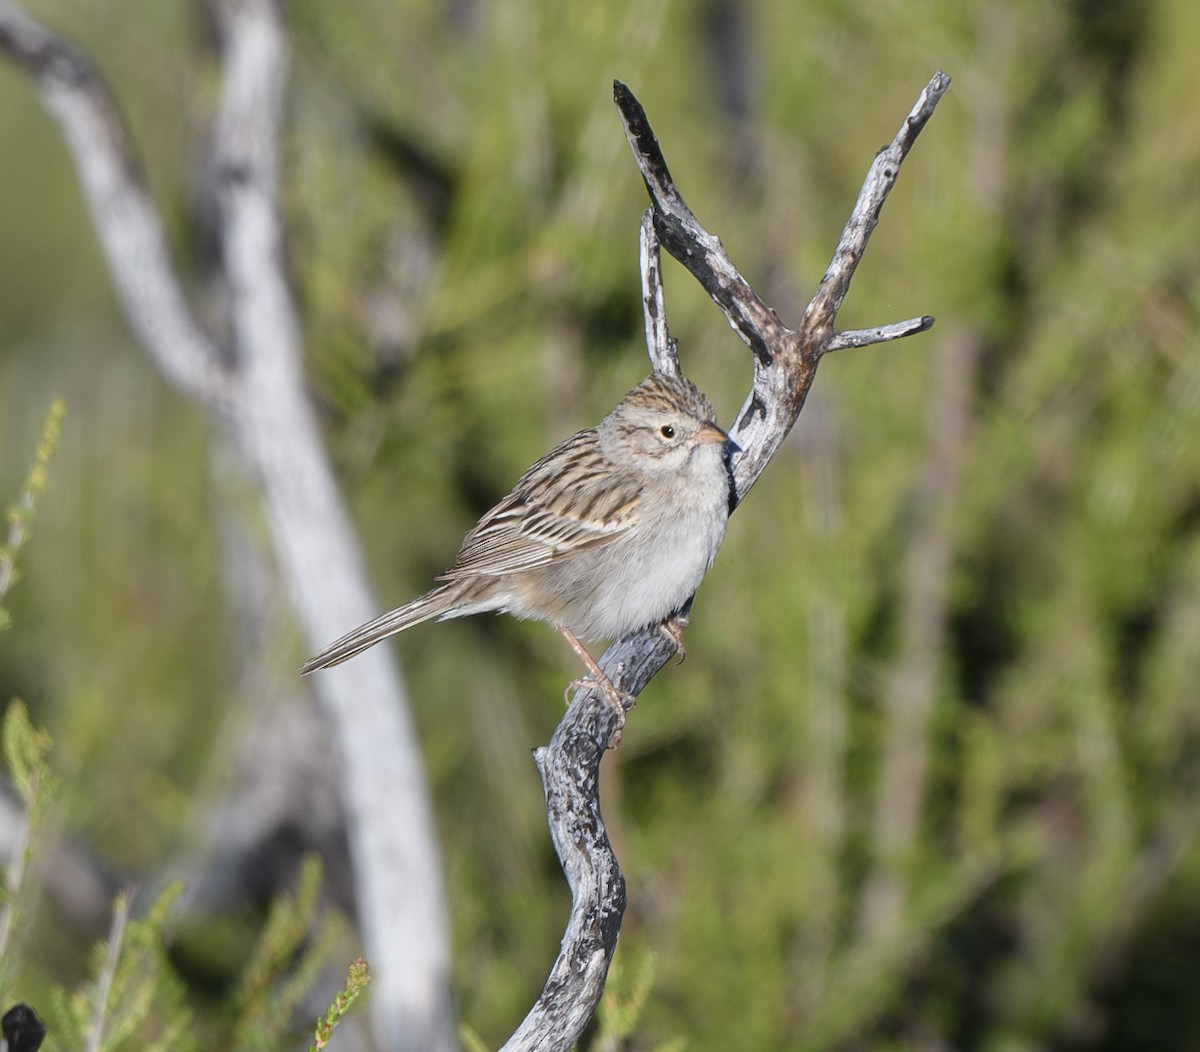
[301, 372, 733, 722]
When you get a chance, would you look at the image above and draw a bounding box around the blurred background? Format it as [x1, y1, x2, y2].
[2, 0, 1200, 1048]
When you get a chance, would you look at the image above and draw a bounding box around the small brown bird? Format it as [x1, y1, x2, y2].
[301, 372, 733, 716]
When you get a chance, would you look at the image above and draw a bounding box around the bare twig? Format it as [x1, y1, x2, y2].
[507, 74, 949, 1049]
[617, 82, 786, 370]
[803, 72, 951, 339]
[826, 316, 935, 353]
[83, 890, 130, 1052]
[639, 209, 678, 374]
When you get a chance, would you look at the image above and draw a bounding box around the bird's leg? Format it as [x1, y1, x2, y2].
[659, 611, 690, 663]
[559, 627, 633, 740]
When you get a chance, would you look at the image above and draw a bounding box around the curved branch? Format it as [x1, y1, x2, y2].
[615, 80, 785, 367]
[500, 729, 626, 1051]
[507, 74, 950, 1048]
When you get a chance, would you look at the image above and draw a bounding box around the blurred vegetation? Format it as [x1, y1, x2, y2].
[0, 425, 363, 1049]
[3, 0, 1200, 1049]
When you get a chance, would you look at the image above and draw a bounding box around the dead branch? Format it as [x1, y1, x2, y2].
[505, 73, 950, 1050]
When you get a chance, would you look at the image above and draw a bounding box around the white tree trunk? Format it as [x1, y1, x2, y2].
[0, 3, 456, 1048]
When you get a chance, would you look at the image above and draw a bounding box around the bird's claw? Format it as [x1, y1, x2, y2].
[660, 613, 690, 664]
[564, 670, 633, 748]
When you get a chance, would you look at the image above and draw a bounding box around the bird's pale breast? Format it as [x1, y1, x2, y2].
[508, 441, 730, 640]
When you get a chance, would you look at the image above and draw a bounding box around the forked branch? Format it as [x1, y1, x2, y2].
[508, 72, 950, 1051]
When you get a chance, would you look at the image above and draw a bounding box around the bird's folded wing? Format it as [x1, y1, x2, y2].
[437, 433, 641, 580]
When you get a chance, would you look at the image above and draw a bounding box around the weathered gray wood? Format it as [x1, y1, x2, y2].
[503, 73, 950, 1051]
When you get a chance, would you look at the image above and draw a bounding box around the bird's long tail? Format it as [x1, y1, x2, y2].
[300, 584, 463, 674]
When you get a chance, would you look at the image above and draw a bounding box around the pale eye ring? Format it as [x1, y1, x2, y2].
[660, 424, 675, 439]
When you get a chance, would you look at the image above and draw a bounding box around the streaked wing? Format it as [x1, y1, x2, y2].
[437, 429, 641, 581]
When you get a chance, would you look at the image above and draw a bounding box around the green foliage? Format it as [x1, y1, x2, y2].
[0, 701, 58, 995]
[50, 886, 194, 1052]
[0, 398, 65, 633]
[594, 948, 686, 1051]
[231, 857, 346, 1052]
[0, 409, 64, 998]
[308, 958, 370, 1052]
[0, 705, 359, 1052]
[1, 700, 55, 827]
[458, 1024, 490, 1052]
[0, 426, 359, 1048]
[39, 867, 359, 1052]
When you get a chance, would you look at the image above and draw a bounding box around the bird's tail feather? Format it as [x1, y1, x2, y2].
[300, 585, 461, 674]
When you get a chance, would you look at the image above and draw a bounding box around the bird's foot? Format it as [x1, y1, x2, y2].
[564, 669, 633, 748]
[559, 627, 633, 748]
[659, 612, 690, 664]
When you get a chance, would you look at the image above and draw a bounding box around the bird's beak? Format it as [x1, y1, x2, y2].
[693, 421, 736, 449]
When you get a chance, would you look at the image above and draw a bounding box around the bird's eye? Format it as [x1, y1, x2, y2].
[660, 424, 676, 439]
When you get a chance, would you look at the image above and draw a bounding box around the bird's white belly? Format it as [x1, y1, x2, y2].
[547, 460, 729, 640]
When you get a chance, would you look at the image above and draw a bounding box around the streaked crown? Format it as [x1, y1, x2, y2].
[619, 371, 716, 425]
